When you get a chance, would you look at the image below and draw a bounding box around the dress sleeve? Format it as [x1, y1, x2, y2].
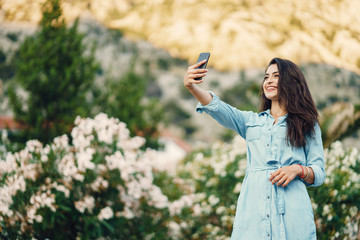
[196, 91, 254, 139]
[304, 122, 326, 187]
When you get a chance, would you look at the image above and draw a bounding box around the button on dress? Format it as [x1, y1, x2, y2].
[196, 92, 326, 240]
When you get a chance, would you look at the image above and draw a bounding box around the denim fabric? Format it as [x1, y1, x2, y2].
[196, 92, 325, 240]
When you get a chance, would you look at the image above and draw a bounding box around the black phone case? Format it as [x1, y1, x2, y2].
[195, 52, 210, 80]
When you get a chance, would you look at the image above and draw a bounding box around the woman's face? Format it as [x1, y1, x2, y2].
[263, 63, 279, 101]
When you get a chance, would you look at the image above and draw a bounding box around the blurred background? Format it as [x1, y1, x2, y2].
[0, 0, 359, 239]
[0, 0, 359, 150]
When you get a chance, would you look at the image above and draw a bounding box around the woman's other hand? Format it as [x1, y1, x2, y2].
[269, 165, 302, 187]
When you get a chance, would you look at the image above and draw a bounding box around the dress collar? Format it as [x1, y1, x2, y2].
[259, 109, 271, 116]
[259, 109, 288, 123]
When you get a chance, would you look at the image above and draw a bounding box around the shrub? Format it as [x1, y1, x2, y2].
[0, 113, 170, 239]
[0, 115, 358, 239]
[309, 141, 360, 240]
[168, 138, 360, 239]
[166, 136, 248, 239]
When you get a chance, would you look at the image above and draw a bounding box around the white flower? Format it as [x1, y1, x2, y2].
[0, 153, 17, 174]
[147, 186, 168, 209]
[26, 191, 56, 224]
[234, 170, 243, 178]
[27, 207, 39, 224]
[25, 140, 43, 153]
[192, 204, 202, 216]
[332, 141, 345, 158]
[53, 184, 70, 198]
[76, 148, 95, 172]
[323, 204, 331, 215]
[74, 173, 85, 182]
[29, 191, 56, 212]
[127, 180, 142, 199]
[208, 195, 220, 206]
[105, 151, 124, 171]
[75, 196, 95, 213]
[21, 163, 40, 181]
[90, 177, 109, 192]
[5, 175, 26, 194]
[58, 153, 78, 183]
[216, 206, 226, 215]
[0, 187, 14, 217]
[180, 222, 188, 229]
[349, 206, 358, 218]
[74, 201, 86, 213]
[98, 206, 114, 221]
[168, 221, 181, 237]
[116, 207, 135, 219]
[52, 135, 70, 150]
[206, 177, 218, 187]
[41, 155, 48, 162]
[117, 136, 145, 151]
[169, 195, 194, 216]
[233, 182, 242, 193]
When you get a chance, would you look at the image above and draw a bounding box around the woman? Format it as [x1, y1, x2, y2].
[183, 57, 326, 239]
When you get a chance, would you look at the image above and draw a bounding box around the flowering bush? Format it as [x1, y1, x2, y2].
[165, 138, 360, 239]
[0, 113, 172, 239]
[0, 114, 359, 239]
[164, 136, 248, 239]
[309, 141, 360, 240]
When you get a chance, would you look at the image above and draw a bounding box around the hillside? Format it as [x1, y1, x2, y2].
[0, 1, 360, 149]
[1, 0, 360, 72]
[1, 16, 359, 149]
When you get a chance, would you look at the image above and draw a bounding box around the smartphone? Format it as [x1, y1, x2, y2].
[195, 52, 210, 80]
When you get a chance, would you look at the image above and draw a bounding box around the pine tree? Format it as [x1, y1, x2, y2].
[100, 69, 163, 149]
[8, 0, 98, 143]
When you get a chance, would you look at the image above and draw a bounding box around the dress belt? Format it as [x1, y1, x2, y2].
[246, 165, 287, 239]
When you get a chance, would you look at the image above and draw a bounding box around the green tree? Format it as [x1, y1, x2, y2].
[8, 0, 98, 144]
[97, 69, 163, 149]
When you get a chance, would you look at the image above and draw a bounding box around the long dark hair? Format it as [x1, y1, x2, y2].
[260, 58, 319, 148]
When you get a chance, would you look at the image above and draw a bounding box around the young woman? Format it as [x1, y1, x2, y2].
[183, 57, 326, 239]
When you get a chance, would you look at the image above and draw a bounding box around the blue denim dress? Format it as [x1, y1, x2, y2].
[196, 92, 326, 240]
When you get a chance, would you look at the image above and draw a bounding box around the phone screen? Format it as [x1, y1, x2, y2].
[195, 52, 210, 80]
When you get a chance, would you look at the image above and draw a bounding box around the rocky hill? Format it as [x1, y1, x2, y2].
[0, 0, 359, 149]
[1, 0, 360, 73]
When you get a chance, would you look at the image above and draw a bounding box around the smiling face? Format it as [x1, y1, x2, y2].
[263, 63, 280, 101]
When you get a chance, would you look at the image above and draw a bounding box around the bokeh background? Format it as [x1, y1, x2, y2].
[0, 0, 359, 239]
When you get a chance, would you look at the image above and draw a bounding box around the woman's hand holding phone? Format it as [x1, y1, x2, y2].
[183, 53, 213, 105]
[183, 59, 208, 89]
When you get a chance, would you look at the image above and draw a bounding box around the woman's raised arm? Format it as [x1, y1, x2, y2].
[183, 59, 212, 105]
